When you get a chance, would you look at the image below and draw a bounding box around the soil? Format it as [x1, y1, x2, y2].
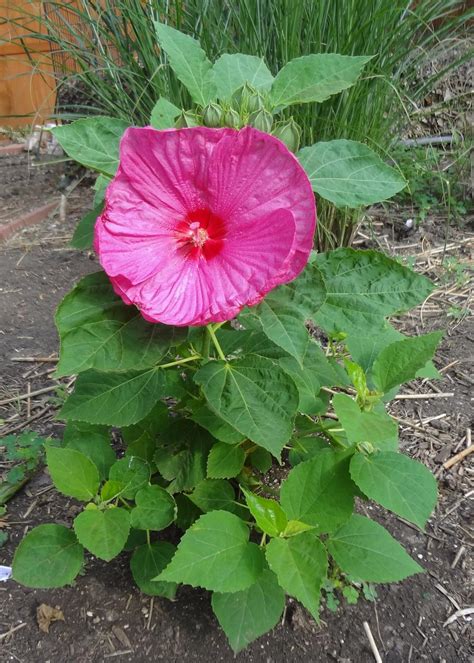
[0, 155, 473, 663]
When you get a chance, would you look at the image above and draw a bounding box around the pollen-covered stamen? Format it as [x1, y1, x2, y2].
[188, 222, 209, 247]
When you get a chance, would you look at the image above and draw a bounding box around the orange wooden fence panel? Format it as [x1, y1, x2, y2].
[0, 0, 56, 128]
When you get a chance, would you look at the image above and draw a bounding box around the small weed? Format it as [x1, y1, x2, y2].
[0, 431, 48, 504]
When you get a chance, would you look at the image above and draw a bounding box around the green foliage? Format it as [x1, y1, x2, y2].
[51, 118, 129, 176]
[298, 140, 406, 208]
[46, 446, 100, 501]
[13, 524, 84, 588]
[212, 569, 285, 654]
[212, 54, 274, 101]
[207, 443, 246, 479]
[266, 531, 327, 619]
[74, 507, 130, 561]
[327, 515, 422, 582]
[269, 54, 372, 110]
[150, 97, 181, 129]
[130, 542, 177, 597]
[130, 485, 177, 531]
[158, 511, 264, 592]
[0, 431, 46, 503]
[242, 489, 287, 538]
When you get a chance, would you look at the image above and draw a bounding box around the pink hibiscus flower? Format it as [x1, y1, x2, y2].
[94, 126, 316, 327]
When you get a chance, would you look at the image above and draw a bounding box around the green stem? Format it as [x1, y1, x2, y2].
[146, 530, 151, 546]
[207, 325, 226, 361]
[202, 332, 211, 359]
[157, 355, 200, 370]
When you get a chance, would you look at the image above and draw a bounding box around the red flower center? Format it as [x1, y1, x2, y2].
[176, 209, 226, 260]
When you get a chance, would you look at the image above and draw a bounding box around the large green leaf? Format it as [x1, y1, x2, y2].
[207, 443, 246, 479]
[59, 368, 168, 426]
[280, 450, 354, 532]
[13, 524, 84, 588]
[313, 248, 433, 335]
[73, 507, 130, 561]
[46, 446, 99, 501]
[298, 139, 406, 207]
[350, 452, 437, 528]
[194, 356, 298, 458]
[213, 53, 274, 101]
[270, 54, 371, 110]
[155, 21, 216, 105]
[55, 272, 185, 376]
[130, 542, 177, 598]
[63, 421, 115, 480]
[326, 514, 422, 582]
[130, 485, 177, 531]
[70, 203, 103, 250]
[372, 332, 443, 393]
[242, 489, 287, 538]
[51, 117, 129, 177]
[157, 510, 264, 592]
[150, 97, 181, 129]
[212, 569, 285, 653]
[266, 531, 327, 620]
[332, 394, 398, 451]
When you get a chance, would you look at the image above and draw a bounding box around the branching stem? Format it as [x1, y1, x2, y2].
[207, 325, 226, 361]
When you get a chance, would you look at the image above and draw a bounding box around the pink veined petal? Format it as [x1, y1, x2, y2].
[109, 208, 296, 326]
[94, 126, 317, 327]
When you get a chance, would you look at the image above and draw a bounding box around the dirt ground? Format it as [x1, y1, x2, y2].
[0, 153, 473, 662]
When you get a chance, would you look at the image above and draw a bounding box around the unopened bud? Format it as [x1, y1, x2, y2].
[248, 108, 273, 133]
[203, 103, 223, 128]
[357, 441, 375, 455]
[272, 118, 301, 152]
[223, 107, 241, 129]
[247, 90, 265, 114]
[175, 110, 200, 128]
[231, 82, 256, 112]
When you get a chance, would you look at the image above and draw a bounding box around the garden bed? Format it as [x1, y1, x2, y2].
[0, 179, 472, 661]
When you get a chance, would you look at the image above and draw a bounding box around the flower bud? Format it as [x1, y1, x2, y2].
[248, 109, 273, 133]
[271, 118, 301, 152]
[247, 90, 265, 114]
[223, 107, 241, 129]
[231, 82, 256, 112]
[175, 111, 200, 128]
[203, 103, 224, 128]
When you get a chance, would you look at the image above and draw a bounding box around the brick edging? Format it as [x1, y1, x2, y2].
[0, 143, 25, 156]
[0, 200, 59, 242]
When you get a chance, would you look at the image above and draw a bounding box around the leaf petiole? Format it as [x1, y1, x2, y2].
[207, 325, 227, 361]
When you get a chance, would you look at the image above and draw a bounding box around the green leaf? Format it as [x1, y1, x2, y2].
[372, 332, 443, 393]
[13, 524, 84, 588]
[59, 368, 168, 426]
[313, 249, 434, 335]
[288, 436, 328, 466]
[108, 457, 150, 500]
[190, 402, 245, 444]
[70, 203, 103, 250]
[239, 264, 326, 362]
[326, 514, 422, 582]
[350, 452, 437, 528]
[270, 54, 372, 110]
[281, 520, 315, 537]
[55, 272, 185, 376]
[207, 443, 246, 479]
[332, 394, 398, 451]
[154, 21, 216, 106]
[130, 542, 177, 598]
[150, 97, 181, 129]
[46, 446, 99, 501]
[242, 489, 287, 537]
[280, 450, 354, 533]
[195, 356, 299, 458]
[175, 494, 202, 530]
[157, 510, 264, 592]
[63, 421, 115, 480]
[51, 117, 129, 176]
[130, 485, 177, 531]
[298, 140, 406, 207]
[189, 479, 236, 513]
[212, 53, 274, 100]
[249, 447, 273, 473]
[73, 507, 130, 561]
[154, 421, 212, 493]
[212, 569, 285, 654]
[266, 531, 327, 620]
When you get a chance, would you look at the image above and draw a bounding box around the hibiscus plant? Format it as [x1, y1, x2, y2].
[12, 23, 441, 653]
